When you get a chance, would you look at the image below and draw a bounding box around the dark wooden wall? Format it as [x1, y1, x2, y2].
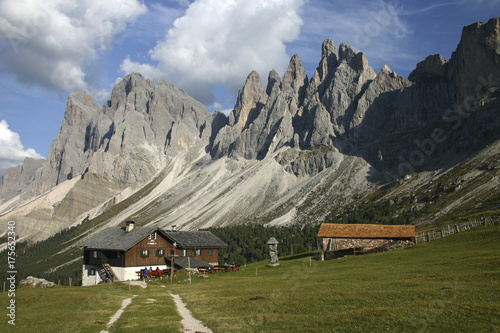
[124, 231, 221, 267]
[125, 232, 172, 267]
[84, 249, 125, 266]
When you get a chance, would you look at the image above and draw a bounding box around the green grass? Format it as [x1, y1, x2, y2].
[171, 226, 500, 332]
[1, 226, 498, 332]
[108, 286, 182, 333]
[2, 283, 130, 332]
[0, 282, 182, 333]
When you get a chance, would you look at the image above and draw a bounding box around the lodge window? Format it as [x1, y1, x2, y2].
[140, 249, 150, 258]
[148, 232, 157, 241]
[170, 250, 175, 256]
[181, 249, 187, 256]
[194, 249, 202, 256]
[208, 249, 213, 256]
[93, 251, 98, 259]
[156, 249, 165, 257]
[89, 268, 96, 276]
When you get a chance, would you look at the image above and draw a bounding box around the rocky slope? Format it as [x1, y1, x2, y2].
[0, 18, 499, 243]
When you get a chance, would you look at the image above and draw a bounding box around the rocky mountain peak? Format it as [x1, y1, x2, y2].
[318, 39, 338, 81]
[0, 157, 44, 204]
[408, 54, 447, 82]
[338, 43, 366, 70]
[266, 69, 281, 97]
[322, 39, 337, 59]
[447, 17, 500, 105]
[65, 91, 101, 124]
[281, 54, 308, 100]
[109, 72, 154, 112]
[229, 70, 267, 127]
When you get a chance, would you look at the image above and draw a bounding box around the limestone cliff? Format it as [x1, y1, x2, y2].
[0, 18, 499, 243]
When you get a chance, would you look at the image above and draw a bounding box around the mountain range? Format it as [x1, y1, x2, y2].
[1, 17, 499, 244]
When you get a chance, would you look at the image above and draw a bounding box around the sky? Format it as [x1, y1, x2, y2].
[0, 0, 498, 175]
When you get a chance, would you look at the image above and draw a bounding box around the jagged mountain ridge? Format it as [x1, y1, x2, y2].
[0, 18, 499, 243]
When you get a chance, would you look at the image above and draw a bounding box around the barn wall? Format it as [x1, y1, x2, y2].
[325, 238, 391, 251]
[322, 237, 414, 260]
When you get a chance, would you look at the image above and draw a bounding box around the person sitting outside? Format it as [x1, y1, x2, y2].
[142, 267, 149, 279]
[155, 267, 161, 277]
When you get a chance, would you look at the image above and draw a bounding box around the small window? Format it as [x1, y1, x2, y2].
[89, 268, 96, 276]
[170, 250, 175, 256]
[208, 249, 213, 256]
[140, 249, 150, 258]
[156, 249, 165, 257]
[194, 249, 202, 256]
[181, 249, 187, 256]
[93, 251, 98, 259]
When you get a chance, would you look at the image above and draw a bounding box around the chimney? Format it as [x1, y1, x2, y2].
[125, 221, 135, 232]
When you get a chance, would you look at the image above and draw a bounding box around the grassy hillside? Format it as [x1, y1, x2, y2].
[1, 226, 498, 332]
[171, 225, 500, 332]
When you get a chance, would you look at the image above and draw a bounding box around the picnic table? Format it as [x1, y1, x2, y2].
[212, 265, 239, 273]
[213, 265, 226, 273]
[197, 267, 213, 274]
[135, 268, 176, 279]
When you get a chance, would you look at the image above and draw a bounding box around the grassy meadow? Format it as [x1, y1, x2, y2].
[1, 225, 499, 332]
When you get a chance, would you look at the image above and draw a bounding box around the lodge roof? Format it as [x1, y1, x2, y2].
[317, 223, 415, 239]
[80, 226, 158, 251]
[163, 231, 228, 248]
[80, 227, 228, 251]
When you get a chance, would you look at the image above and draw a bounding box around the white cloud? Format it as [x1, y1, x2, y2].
[121, 0, 305, 105]
[0, 0, 147, 96]
[0, 120, 44, 174]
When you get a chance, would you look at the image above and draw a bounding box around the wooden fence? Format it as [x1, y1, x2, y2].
[415, 216, 500, 243]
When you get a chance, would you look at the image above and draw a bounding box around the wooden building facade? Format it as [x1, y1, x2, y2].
[317, 223, 415, 260]
[80, 221, 227, 286]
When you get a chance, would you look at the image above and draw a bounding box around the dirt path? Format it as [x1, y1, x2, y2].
[100, 295, 138, 333]
[170, 293, 213, 333]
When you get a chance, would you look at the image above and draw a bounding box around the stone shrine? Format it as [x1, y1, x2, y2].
[267, 237, 280, 267]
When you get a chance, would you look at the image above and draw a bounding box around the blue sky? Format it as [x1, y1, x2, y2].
[0, 0, 498, 175]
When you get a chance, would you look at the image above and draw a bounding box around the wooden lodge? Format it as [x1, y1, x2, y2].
[80, 221, 227, 286]
[317, 223, 415, 260]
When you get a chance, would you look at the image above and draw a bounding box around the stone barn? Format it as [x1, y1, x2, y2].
[317, 223, 415, 260]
